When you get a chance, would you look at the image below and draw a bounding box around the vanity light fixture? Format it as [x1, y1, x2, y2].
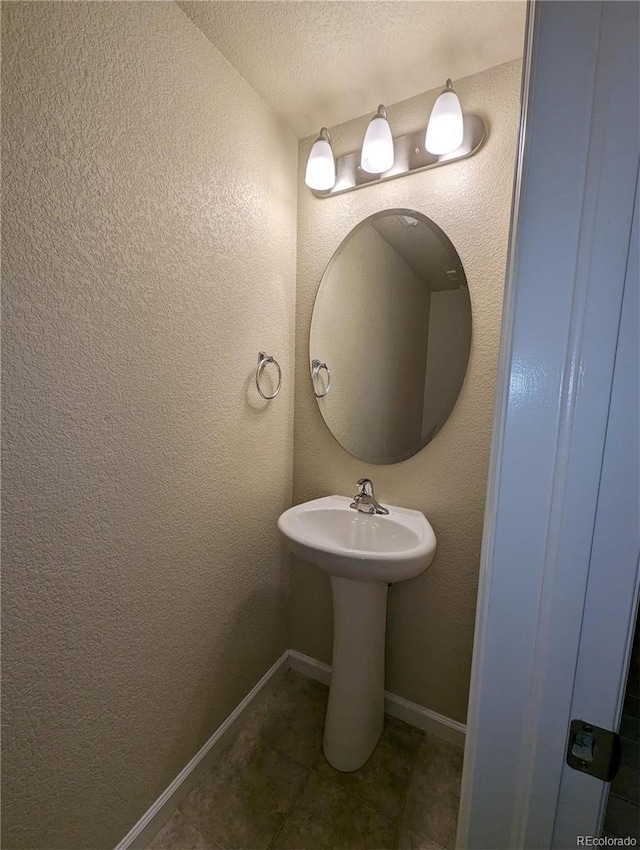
[360, 105, 394, 174]
[306, 78, 486, 198]
[425, 79, 464, 155]
[305, 127, 336, 191]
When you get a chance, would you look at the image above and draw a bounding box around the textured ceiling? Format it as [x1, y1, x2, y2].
[176, 1, 527, 139]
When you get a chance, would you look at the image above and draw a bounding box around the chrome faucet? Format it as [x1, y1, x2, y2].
[350, 478, 389, 515]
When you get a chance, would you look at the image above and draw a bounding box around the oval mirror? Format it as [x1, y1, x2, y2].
[309, 209, 471, 464]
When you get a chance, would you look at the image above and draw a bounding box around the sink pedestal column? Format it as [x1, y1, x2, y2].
[323, 575, 388, 772]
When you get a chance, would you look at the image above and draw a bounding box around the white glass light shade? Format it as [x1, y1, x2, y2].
[305, 137, 336, 191]
[425, 83, 464, 155]
[361, 110, 394, 174]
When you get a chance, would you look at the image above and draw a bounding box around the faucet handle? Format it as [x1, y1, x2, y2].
[356, 478, 374, 497]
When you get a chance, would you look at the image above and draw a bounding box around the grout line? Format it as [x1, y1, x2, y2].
[607, 792, 640, 808]
[258, 714, 416, 827]
[267, 766, 312, 850]
[177, 801, 224, 850]
[197, 824, 225, 850]
[176, 739, 309, 850]
[252, 687, 439, 832]
[259, 728, 414, 830]
[395, 737, 463, 849]
[405, 825, 449, 850]
[306, 764, 400, 824]
[183, 812, 225, 850]
[143, 810, 224, 850]
[398, 739, 421, 825]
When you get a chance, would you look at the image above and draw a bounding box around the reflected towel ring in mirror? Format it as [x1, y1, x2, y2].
[256, 352, 282, 400]
[311, 359, 331, 398]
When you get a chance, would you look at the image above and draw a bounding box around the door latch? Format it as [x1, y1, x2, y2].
[566, 719, 622, 782]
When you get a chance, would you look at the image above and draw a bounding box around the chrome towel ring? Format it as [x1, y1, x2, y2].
[311, 359, 331, 398]
[256, 352, 282, 400]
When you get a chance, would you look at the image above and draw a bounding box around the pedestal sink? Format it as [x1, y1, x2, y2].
[278, 494, 437, 772]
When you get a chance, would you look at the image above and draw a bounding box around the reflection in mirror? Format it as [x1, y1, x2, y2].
[310, 209, 471, 464]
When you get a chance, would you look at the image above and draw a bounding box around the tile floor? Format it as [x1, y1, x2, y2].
[146, 670, 463, 850]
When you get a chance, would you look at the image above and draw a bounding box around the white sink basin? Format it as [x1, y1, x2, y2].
[277, 495, 437, 583]
[278, 493, 437, 773]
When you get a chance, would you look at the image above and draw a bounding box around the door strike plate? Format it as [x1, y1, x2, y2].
[566, 719, 622, 782]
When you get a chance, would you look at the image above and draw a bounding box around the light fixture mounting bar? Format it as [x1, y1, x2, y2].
[311, 114, 486, 198]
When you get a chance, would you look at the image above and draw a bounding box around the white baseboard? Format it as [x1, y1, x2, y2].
[289, 649, 466, 747]
[115, 650, 290, 850]
[288, 648, 332, 685]
[116, 648, 466, 849]
[384, 690, 466, 747]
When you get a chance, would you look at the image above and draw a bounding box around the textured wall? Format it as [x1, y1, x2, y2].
[1, 3, 296, 848]
[292, 60, 521, 724]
